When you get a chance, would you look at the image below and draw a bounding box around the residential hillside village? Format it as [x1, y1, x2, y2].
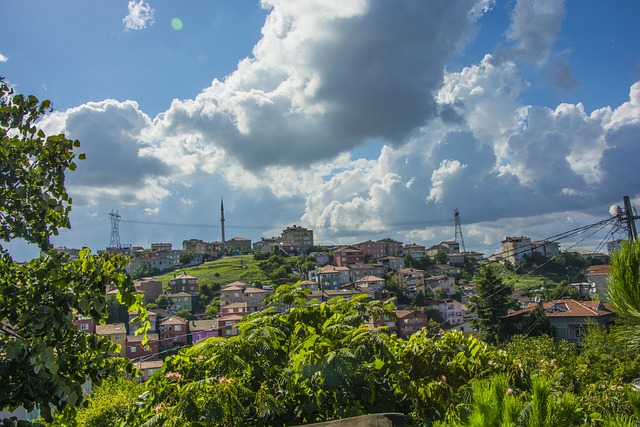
[54, 222, 623, 381]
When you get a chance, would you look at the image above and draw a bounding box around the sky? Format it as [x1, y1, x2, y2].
[1, 0, 640, 262]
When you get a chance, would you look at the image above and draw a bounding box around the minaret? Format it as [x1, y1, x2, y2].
[220, 198, 226, 244]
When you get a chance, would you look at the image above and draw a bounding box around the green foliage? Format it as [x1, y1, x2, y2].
[121, 289, 407, 425]
[205, 299, 220, 318]
[0, 79, 74, 249]
[74, 377, 140, 427]
[153, 255, 270, 287]
[175, 309, 192, 320]
[607, 239, 640, 350]
[398, 330, 511, 423]
[105, 294, 129, 325]
[0, 78, 147, 423]
[178, 253, 193, 265]
[469, 266, 516, 344]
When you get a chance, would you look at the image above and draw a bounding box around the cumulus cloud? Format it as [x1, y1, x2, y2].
[123, 0, 155, 31]
[504, 0, 565, 62]
[0, 52, 8, 62]
[36, 0, 639, 258]
[150, 0, 481, 169]
[39, 100, 170, 206]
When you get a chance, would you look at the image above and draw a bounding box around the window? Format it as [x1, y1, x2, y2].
[80, 323, 89, 330]
[175, 325, 182, 331]
[115, 334, 122, 341]
[131, 346, 137, 353]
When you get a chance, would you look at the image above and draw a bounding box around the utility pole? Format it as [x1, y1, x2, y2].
[623, 195, 638, 242]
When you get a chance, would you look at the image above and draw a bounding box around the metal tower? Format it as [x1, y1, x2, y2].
[220, 198, 226, 244]
[454, 208, 466, 252]
[109, 210, 121, 248]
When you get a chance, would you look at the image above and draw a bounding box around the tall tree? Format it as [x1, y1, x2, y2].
[468, 266, 515, 344]
[606, 239, 640, 350]
[0, 78, 147, 423]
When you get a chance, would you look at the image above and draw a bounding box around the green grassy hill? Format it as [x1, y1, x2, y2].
[152, 255, 270, 288]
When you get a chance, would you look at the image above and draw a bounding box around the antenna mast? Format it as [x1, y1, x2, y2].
[454, 208, 466, 252]
[109, 210, 121, 249]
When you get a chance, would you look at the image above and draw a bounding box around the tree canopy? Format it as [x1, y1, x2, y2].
[0, 77, 147, 423]
[468, 266, 516, 344]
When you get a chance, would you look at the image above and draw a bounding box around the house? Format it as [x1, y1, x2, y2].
[53, 246, 81, 260]
[426, 299, 467, 326]
[220, 302, 248, 316]
[348, 263, 384, 282]
[73, 314, 95, 334]
[281, 225, 314, 254]
[394, 310, 429, 338]
[219, 314, 244, 337]
[134, 278, 163, 304]
[219, 282, 273, 312]
[253, 237, 280, 253]
[138, 360, 164, 381]
[220, 282, 247, 305]
[507, 299, 616, 342]
[333, 246, 365, 267]
[426, 264, 461, 276]
[130, 254, 173, 274]
[354, 240, 387, 260]
[501, 236, 532, 264]
[426, 241, 460, 258]
[297, 280, 320, 291]
[311, 265, 351, 290]
[305, 289, 368, 303]
[532, 240, 561, 257]
[225, 237, 252, 253]
[150, 242, 172, 252]
[377, 238, 403, 257]
[128, 310, 158, 335]
[542, 299, 615, 342]
[371, 311, 398, 334]
[182, 239, 223, 258]
[169, 273, 199, 295]
[585, 264, 610, 300]
[126, 333, 159, 360]
[403, 243, 426, 259]
[242, 287, 273, 313]
[190, 319, 219, 343]
[447, 251, 485, 265]
[380, 256, 405, 271]
[424, 275, 456, 296]
[159, 316, 188, 348]
[570, 282, 597, 297]
[167, 292, 194, 312]
[390, 268, 425, 292]
[310, 251, 330, 266]
[95, 323, 127, 356]
[355, 275, 386, 291]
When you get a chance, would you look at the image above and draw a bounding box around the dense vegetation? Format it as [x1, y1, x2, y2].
[0, 78, 146, 424]
[60, 289, 640, 426]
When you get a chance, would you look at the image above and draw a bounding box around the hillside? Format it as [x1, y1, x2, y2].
[152, 255, 271, 288]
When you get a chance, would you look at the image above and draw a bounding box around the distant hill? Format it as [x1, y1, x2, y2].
[152, 255, 271, 288]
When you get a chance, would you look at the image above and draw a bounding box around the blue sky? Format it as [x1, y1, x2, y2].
[2, 0, 639, 261]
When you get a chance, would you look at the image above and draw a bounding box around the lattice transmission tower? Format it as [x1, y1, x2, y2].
[109, 210, 122, 249]
[454, 208, 466, 252]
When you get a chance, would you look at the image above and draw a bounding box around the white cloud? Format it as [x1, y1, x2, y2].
[0, 52, 8, 62]
[150, 0, 481, 169]
[34, 0, 640, 260]
[123, 0, 155, 31]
